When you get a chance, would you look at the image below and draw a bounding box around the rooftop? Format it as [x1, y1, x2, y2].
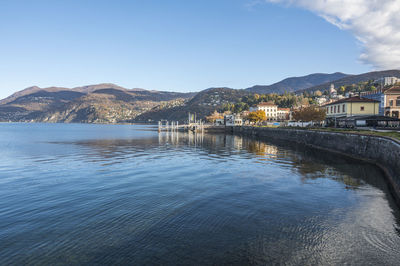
[324, 97, 379, 106]
[385, 86, 400, 94]
[257, 101, 276, 106]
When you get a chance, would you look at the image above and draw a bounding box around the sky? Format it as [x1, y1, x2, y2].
[0, 0, 396, 99]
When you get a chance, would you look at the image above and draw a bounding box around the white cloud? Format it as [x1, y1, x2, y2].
[265, 0, 400, 70]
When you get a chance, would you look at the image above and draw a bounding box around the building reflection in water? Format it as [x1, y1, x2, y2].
[157, 131, 386, 191]
[61, 130, 388, 193]
[158, 131, 278, 157]
[158, 130, 205, 147]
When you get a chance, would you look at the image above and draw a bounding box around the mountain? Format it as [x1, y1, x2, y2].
[298, 70, 400, 94]
[246, 72, 349, 94]
[0, 86, 70, 105]
[2, 69, 400, 124]
[0, 83, 195, 123]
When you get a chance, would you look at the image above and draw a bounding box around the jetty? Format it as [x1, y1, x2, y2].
[158, 112, 205, 133]
[158, 120, 205, 133]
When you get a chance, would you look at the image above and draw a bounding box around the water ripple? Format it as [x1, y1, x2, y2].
[0, 124, 399, 265]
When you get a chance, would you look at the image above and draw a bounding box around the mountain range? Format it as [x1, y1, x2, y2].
[1, 70, 399, 123]
[246, 72, 349, 94]
[0, 84, 195, 123]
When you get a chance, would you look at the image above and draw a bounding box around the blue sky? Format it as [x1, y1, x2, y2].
[0, 0, 371, 98]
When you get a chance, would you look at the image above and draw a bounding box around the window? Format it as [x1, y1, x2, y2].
[390, 100, 393, 106]
[334, 106, 336, 113]
[396, 97, 400, 106]
[360, 106, 365, 111]
[327, 107, 329, 113]
[343, 104, 345, 112]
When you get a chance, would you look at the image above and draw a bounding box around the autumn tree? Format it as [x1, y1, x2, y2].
[300, 97, 310, 107]
[247, 110, 266, 123]
[314, 90, 322, 97]
[205, 110, 223, 123]
[292, 106, 326, 122]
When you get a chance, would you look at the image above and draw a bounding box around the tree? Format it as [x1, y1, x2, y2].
[233, 102, 248, 114]
[205, 110, 223, 123]
[292, 106, 326, 122]
[221, 103, 234, 112]
[247, 110, 266, 123]
[314, 90, 322, 97]
[301, 97, 310, 107]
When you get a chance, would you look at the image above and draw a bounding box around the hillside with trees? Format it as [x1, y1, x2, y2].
[298, 70, 400, 94]
[0, 84, 195, 123]
[221, 92, 312, 114]
[135, 87, 250, 122]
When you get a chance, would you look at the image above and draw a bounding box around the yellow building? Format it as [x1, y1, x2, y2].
[324, 97, 380, 119]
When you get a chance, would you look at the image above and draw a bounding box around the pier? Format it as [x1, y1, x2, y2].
[158, 120, 205, 133]
[158, 112, 206, 133]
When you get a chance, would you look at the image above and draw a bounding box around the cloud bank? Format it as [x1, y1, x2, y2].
[266, 0, 400, 70]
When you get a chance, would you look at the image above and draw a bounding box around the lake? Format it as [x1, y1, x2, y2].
[0, 123, 399, 265]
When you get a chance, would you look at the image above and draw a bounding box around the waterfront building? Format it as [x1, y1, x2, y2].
[224, 114, 243, 126]
[277, 108, 290, 121]
[361, 86, 400, 118]
[324, 97, 380, 125]
[215, 118, 224, 125]
[384, 86, 400, 118]
[249, 102, 277, 121]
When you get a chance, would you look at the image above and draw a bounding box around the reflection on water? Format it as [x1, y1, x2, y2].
[0, 123, 399, 265]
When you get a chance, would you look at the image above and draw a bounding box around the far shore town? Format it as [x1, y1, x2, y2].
[204, 77, 400, 129]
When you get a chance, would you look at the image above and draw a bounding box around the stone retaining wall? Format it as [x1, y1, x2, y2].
[228, 126, 400, 205]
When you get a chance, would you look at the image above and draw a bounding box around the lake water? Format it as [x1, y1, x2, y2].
[0, 123, 399, 265]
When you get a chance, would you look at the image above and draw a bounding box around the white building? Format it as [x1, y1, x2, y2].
[249, 102, 278, 121]
[215, 118, 224, 125]
[375, 77, 400, 87]
[277, 108, 290, 121]
[329, 84, 337, 98]
[316, 96, 328, 105]
[224, 115, 243, 126]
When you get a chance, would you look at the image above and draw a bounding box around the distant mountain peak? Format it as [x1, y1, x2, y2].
[24, 85, 41, 90]
[246, 72, 349, 94]
[72, 83, 128, 93]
